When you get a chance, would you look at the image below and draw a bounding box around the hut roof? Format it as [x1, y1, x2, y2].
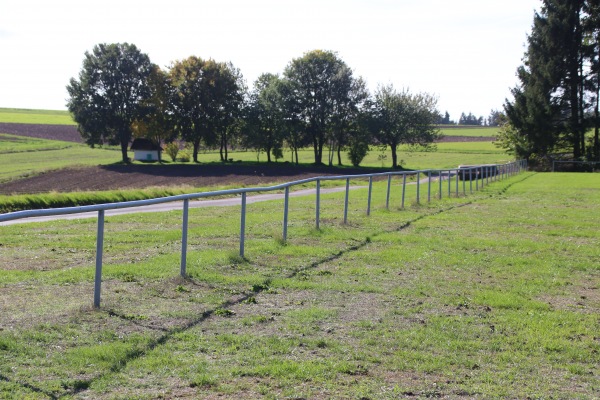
[130, 138, 161, 151]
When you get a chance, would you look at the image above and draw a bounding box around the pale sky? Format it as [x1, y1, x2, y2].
[1, 0, 540, 122]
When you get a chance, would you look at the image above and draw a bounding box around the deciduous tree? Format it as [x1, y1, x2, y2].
[283, 50, 362, 165]
[245, 73, 286, 162]
[169, 57, 244, 162]
[66, 43, 154, 162]
[368, 85, 440, 168]
[131, 66, 177, 162]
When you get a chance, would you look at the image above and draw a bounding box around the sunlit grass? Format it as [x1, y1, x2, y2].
[0, 108, 75, 125]
[1, 173, 599, 398]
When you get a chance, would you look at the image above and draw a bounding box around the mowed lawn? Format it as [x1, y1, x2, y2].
[0, 172, 598, 398]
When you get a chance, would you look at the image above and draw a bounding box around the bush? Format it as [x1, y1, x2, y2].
[165, 142, 179, 162]
[348, 140, 370, 167]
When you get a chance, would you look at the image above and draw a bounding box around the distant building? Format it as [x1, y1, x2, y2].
[130, 138, 161, 161]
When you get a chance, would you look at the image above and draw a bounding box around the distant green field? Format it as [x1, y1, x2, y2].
[0, 134, 123, 184]
[0, 108, 75, 125]
[0, 108, 499, 136]
[439, 126, 499, 137]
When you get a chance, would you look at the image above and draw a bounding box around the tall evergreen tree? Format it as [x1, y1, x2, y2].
[505, 0, 600, 162]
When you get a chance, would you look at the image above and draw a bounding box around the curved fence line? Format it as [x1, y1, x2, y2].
[0, 160, 527, 307]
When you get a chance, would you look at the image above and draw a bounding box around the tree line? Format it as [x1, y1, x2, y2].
[502, 0, 600, 165]
[437, 110, 503, 126]
[66, 43, 441, 168]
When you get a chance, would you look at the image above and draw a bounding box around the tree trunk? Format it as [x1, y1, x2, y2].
[571, 6, 583, 159]
[219, 137, 224, 161]
[193, 140, 200, 163]
[120, 140, 129, 163]
[266, 146, 272, 162]
[391, 144, 398, 168]
[294, 147, 299, 165]
[317, 138, 324, 165]
[327, 139, 334, 166]
[337, 145, 343, 166]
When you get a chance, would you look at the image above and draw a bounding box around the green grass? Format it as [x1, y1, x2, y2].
[0, 108, 75, 125]
[439, 126, 499, 137]
[0, 137, 124, 185]
[0, 132, 512, 213]
[1, 172, 599, 398]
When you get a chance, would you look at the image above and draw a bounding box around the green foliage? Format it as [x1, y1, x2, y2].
[169, 57, 244, 163]
[244, 73, 286, 163]
[67, 43, 155, 162]
[347, 132, 370, 167]
[367, 84, 441, 168]
[284, 50, 366, 165]
[164, 141, 179, 162]
[505, 0, 600, 161]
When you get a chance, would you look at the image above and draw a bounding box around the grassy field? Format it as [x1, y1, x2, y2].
[0, 134, 123, 184]
[0, 172, 598, 398]
[438, 126, 499, 137]
[0, 132, 507, 184]
[0, 108, 76, 125]
[0, 108, 498, 138]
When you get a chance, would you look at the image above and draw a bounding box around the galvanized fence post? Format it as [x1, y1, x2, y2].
[448, 170, 452, 197]
[480, 166, 484, 188]
[386, 175, 392, 209]
[462, 169, 466, 195]
[438, 170, 443, 200]
[315, 179, 321, 230]
[283, 187, 289, 242]
[455, 169, 459, 197]
[427, 171, 432, 203]
[416, 172, 421, 204]
[469, 168, 473, 193]
[401, 173, 407, 209]
[180, 199, 189, 277]
[344, 178, 350, 224]
[93, 210, 105, 308]
[240, 193, 246, 258]
[367, 176, 373, 216]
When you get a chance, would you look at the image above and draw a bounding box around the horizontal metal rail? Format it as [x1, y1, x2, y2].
[0, 160, 527, 307]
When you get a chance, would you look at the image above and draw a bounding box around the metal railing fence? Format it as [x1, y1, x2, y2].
[0, 160, 527, 307]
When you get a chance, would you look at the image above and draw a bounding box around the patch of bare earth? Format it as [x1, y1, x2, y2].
[0, 164, 384, 195]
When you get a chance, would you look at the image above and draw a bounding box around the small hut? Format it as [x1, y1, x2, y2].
[130, 138, 161, 161]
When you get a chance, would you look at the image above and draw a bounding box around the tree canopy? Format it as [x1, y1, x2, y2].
[504, 0, 600, 164]
[367, 85, 440, 168]
[66, 43, 155, 163]
[67, 44, 448, 168]
[283, 50, 365, 165]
